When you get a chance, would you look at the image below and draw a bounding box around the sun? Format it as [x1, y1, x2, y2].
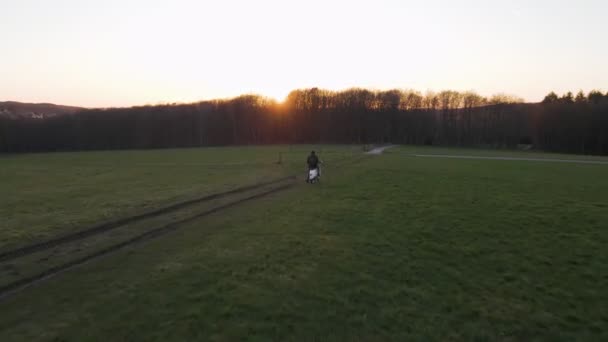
[263, 88, 290, 103]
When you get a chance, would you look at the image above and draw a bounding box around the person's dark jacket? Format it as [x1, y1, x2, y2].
[307, 154, 319, 169]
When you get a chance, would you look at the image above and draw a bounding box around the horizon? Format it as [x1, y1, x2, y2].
[2, 0, 607, 107]
[1, 86, 533, 109]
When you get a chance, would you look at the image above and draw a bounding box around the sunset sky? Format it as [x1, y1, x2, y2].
[2, 0, 607, 107]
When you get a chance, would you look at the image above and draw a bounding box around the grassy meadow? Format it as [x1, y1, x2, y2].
[0, 145, 360, 250]
[1, 146, 607, 340]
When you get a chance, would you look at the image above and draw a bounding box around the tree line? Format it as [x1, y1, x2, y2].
[0, 88, 607, 155]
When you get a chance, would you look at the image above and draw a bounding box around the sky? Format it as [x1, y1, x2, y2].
[1, 0, 607, 107]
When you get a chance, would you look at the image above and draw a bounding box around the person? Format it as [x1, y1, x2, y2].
[306, 150, 321, 182]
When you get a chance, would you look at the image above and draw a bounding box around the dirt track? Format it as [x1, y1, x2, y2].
[0, 176, 296, 263]
[366, 145, 396, 155]
[0, 153, 373, 299]
[0, 181, 295, 299]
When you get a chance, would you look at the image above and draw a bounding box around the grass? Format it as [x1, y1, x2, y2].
[1, 146, 608, 340]
[0, 145, 360, 250]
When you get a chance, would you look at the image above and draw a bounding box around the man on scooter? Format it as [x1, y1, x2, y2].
[306, 150, 321, 183]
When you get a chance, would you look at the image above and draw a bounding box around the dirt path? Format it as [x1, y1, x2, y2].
[366, 145, 396, 155]
[412, 154, 608, 165]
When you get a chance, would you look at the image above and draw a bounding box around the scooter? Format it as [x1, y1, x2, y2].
[307, 167, 320, 183]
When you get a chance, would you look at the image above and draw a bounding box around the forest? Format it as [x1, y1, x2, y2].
[1, 89, 607, 155]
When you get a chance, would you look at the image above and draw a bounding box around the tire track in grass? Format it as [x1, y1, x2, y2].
[0, 152, 372, 299]
[1, 153, 369, 264]
[0, 176, 295, 262]
[0, 182, 295, 299]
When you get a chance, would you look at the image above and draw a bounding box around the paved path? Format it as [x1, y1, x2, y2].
[366, 145, 396, 155]
[411, 154, 608, 165]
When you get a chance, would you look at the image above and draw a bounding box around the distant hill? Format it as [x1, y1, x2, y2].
[0, 101, 83, 119]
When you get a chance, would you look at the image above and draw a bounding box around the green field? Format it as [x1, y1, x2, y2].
[1, 146, 608, 340]
[0, 145, 360, 250]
